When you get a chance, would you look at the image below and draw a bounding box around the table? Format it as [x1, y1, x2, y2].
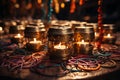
[0, 33, 120, 80]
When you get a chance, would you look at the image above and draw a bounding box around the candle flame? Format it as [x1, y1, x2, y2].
[33, 38, 37, 42]
[107, 34, 111, 37]
[0, 27, 3, 31]
[17, 34, 21, 37]
[58, 42, 62, 48]
[95, 32, 96, 35]
[81, 40, 84, 43]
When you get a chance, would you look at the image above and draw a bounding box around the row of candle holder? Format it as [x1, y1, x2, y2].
[0, 20, 117, 62]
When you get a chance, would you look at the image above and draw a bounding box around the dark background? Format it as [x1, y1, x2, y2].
[0, 0, 120, 31]
[0, 0, 120, 22]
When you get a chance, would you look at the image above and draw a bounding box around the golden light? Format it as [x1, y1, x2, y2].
[61, 2, 65, 8]
[37, 0, 42, 4]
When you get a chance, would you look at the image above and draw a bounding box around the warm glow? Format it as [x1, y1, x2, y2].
[107, 34, 111, 37]
[54, 42, 67, 49]
[104, 33, 114, 39]
[58, 42, 61, 48]
[37, 0, 42, 4]
[76, 40, 89, 45]
[30, 38, 41, 44]
[81, 39, 84, 43]
[14, 34, 23, 38]
[95, 32, 97, 35]
[61, 3, 65, 8]
[17, 34, 21, 37]
[15, 4, 19, 8]
[33, 38, 37, 42]
[0, 27, 3, 31]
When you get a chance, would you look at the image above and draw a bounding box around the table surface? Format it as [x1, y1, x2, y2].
[0, 33, 120, 80]
[0, 62, 120, 80]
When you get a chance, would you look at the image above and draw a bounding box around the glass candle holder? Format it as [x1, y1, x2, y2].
[74, 40, 93, 55]
[74, 26, 94, 55]
[103, 24, 115, 35]
[24, 24, 44, 52]
[48, 25, 74, 62]
[74, 26, 94, 42]
[11, 33, 24, 48]
[24, 24, 40, 40]
[102, 24, 116, 44]
[26, 38, 43, 52]
[86, 23, 99, 41]
[9, 24, 25, 36]
[102, 33, 116, 44]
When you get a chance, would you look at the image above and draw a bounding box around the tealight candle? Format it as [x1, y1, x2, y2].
[54, 43, 67, 49]
[103, 33, 116, 44]
[49, 42, 70, 61]
[11, 33, 24, 43]
[74, 40, 93, 55]
[26, 38, 42, 51]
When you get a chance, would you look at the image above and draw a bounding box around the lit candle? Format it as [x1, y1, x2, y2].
[74, 40, 93, 55]
[14, 34, 23, 38]
[54, 43, 67, 49]
[104, 33, 114, 39]
[77, 40, 89, 45]
[27, 38, 42, 51]
[29, 38, 41, 44]
[103, 33, 116, 44]
[49, 42, 70, 61]
[12, 33, 23, 43]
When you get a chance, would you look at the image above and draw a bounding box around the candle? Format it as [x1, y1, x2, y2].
[77, 40, 89, 45]
[0, 27, 3, 32]
[26, 38, 42, 51]
[49, 42, 70, 61]
[12, 33, 23, 43]
[104, 33, 114, 39]
[95, 32, 99, 41]
[74, 40, 93, 55]
[0, 27, 3, 39]
[54, 43, 67, 49]
[14, 34, 23, 38]
[103, 33, 116, 44]
[29, 38, 41, 44]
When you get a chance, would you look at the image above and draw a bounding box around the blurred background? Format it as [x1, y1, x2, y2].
[0, 0, 120, 24]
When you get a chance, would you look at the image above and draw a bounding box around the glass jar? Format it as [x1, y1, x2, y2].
[10, 23, 25, 48]
[24, 25, 43, 52]
[102, 24, 116, 44]
[48, 25, 74, 62]
[74, 26, 94, 55]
